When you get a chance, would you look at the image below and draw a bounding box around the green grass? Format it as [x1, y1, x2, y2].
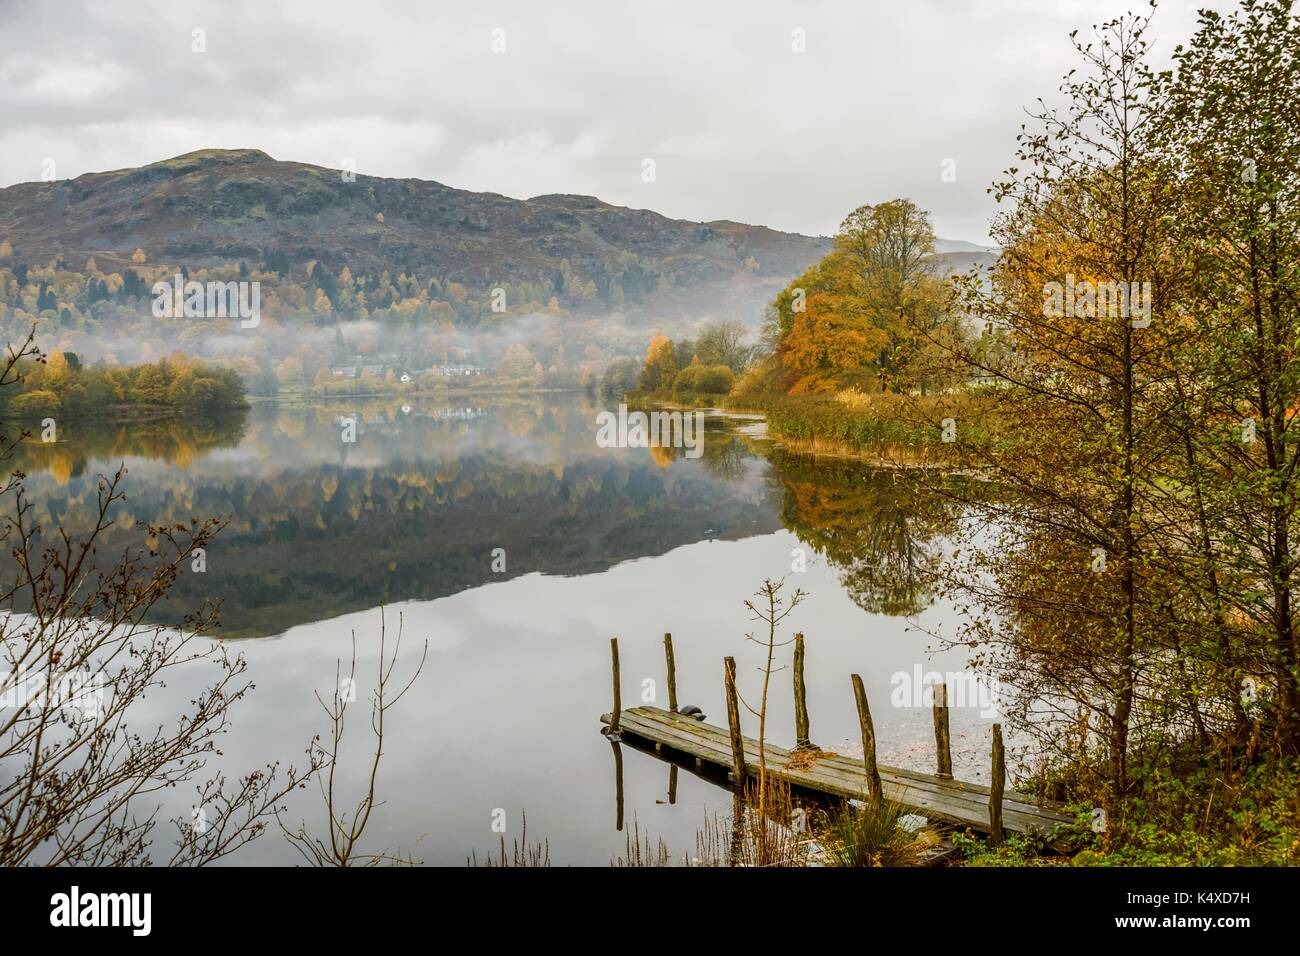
[955, 752, 1300, 867]
[816, 799, 927, 867]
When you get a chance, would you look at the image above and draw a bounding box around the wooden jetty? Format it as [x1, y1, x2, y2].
[600, 633, 1075, 850]
[600, 705, 1072, 845]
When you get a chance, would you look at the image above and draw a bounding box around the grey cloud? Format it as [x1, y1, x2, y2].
[0, 0, 1228, 243]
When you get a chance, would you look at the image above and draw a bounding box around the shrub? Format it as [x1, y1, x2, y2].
[6, 389, 61, 419]
[730, 361, 782, 401]
[671, 365, 701, 393]
[673, 364, 734, 395]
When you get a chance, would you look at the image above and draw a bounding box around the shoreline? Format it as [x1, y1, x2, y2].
[261, 385, 586, 405]
[629, 391, 958, 469]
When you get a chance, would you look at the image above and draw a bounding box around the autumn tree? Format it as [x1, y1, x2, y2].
[1156, 0, 1300, 749]
[834, 200, 954, 391]
[763, 200, 959, 394]
[781, 287, 884, 394]
[638, 334, 677, 392]
[935, 10, 1182, 811]
[497, 343, 540, 381]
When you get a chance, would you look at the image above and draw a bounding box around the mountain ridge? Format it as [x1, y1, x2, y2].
[0, 149, 993, 323]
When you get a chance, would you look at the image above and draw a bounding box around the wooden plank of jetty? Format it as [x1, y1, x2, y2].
[600, 705, 1073, 847]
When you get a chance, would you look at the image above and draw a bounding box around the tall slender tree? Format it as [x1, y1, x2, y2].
[938, 10, 1178, 808]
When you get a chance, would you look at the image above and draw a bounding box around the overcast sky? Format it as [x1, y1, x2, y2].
[0, 0, 1224, 244]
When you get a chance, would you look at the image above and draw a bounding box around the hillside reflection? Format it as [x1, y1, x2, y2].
[4, 397, 782, 636]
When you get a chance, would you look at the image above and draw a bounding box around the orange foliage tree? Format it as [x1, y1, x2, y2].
[779, 281, 885, 394]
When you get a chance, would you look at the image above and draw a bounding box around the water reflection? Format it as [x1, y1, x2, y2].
[4, 395, 988, 863]
[5, 396, 782, 636]
[769, 449, 964, 616]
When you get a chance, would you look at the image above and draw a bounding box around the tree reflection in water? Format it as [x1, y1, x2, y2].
[768, 449, 965, 617]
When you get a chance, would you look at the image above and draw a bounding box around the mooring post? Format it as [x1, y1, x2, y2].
[850, 673, 884, 807]
[664, 632, 677, 713]
[793, 632, 813, 750]
[989, 722, 1005, 846]
[728, 789, 745, 867]
[723, 656, 746, 786]
[609, 637, 622, 739]
[933, 680, 953, 779]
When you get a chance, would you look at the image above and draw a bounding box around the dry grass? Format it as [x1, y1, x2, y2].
[815, 799, 930, 867]
[613, 819, 672, 867]
[613, 779, 820, 867]
[467, 813, 551, 867]
[786, 747, 835, 771]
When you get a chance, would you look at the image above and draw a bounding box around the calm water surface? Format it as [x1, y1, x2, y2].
[11, 394, 994, 865]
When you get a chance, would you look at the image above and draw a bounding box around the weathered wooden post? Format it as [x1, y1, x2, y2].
[850, 674, 884, 807]
[664, 632, 677, 713]
[668, 764, 678, 805]
[608, 637, 622, 739]
[933, 681, 953, 779]
[723, 656, 746, 786]
[989, 722, 1005, 846]
[793, 632, 813, 750]
[728, 789, 745, 867]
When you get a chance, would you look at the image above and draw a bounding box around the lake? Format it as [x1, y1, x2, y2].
[7, 394, 998, 865]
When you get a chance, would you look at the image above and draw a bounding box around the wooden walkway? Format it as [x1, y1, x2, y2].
[600, 705, 1074, 846]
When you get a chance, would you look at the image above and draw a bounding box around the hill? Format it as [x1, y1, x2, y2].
[0, 148, 838, 324]
[0, 149, 998, 325]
